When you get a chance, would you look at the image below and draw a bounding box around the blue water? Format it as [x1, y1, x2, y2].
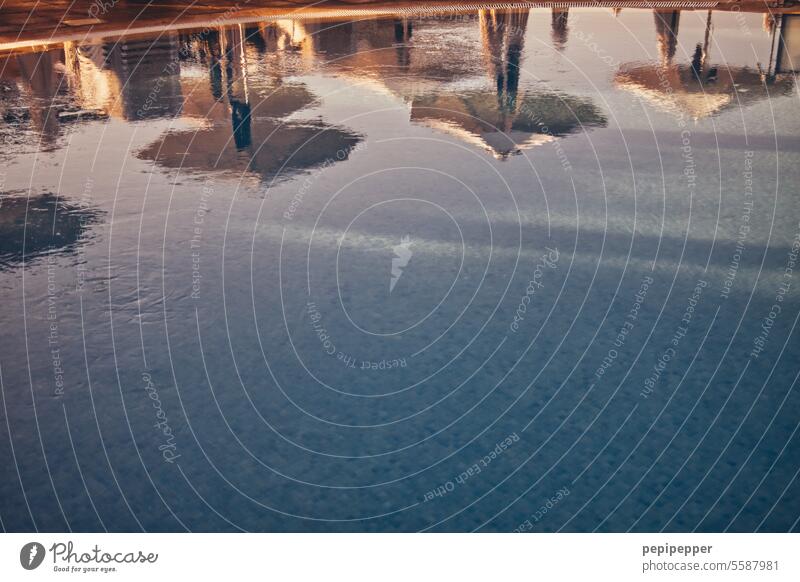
[0, 7, 799, 532]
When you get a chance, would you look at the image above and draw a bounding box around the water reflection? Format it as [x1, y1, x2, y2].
[411, 91, 606, 159]
[71, 10, 611, 169]
[395, 9, 606, 158]
[2, 8, 795, 155]
[0, 37, 182, 148]
[91, 35, 184, 120]
[6, 51, 73, 146]
[264, 9, 604, 158]
[1, 7, 799, 533]
[616, 10, 795, 119]
[134, 27, 362, 178]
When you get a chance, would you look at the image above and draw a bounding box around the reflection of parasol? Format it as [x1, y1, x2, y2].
[0, 193, 99, 270]
[138, 119, 361, 179]
[411, 90, 607, 158]
[614, 63, 795, 120]
[137, 84, 362, 179]
[618, 10, 795, 120]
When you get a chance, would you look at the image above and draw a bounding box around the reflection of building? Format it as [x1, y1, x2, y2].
[0, 58, 24, 144]
[64, 35, 183, 120]
[99, 35, 184, 120]
[2, 32, 184, 145]
[265, 9, 606, 159]
[63, 36, 184, 120]
[295, 18, 417, 74]
[13, 50, 68, 144]
[3, 8, 619, 162]
[63, 41, 122, 115]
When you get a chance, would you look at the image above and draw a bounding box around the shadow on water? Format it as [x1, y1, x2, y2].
[0, 192, 100, 270]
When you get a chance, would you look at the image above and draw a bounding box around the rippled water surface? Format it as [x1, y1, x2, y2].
[1, 7, 799, 532]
